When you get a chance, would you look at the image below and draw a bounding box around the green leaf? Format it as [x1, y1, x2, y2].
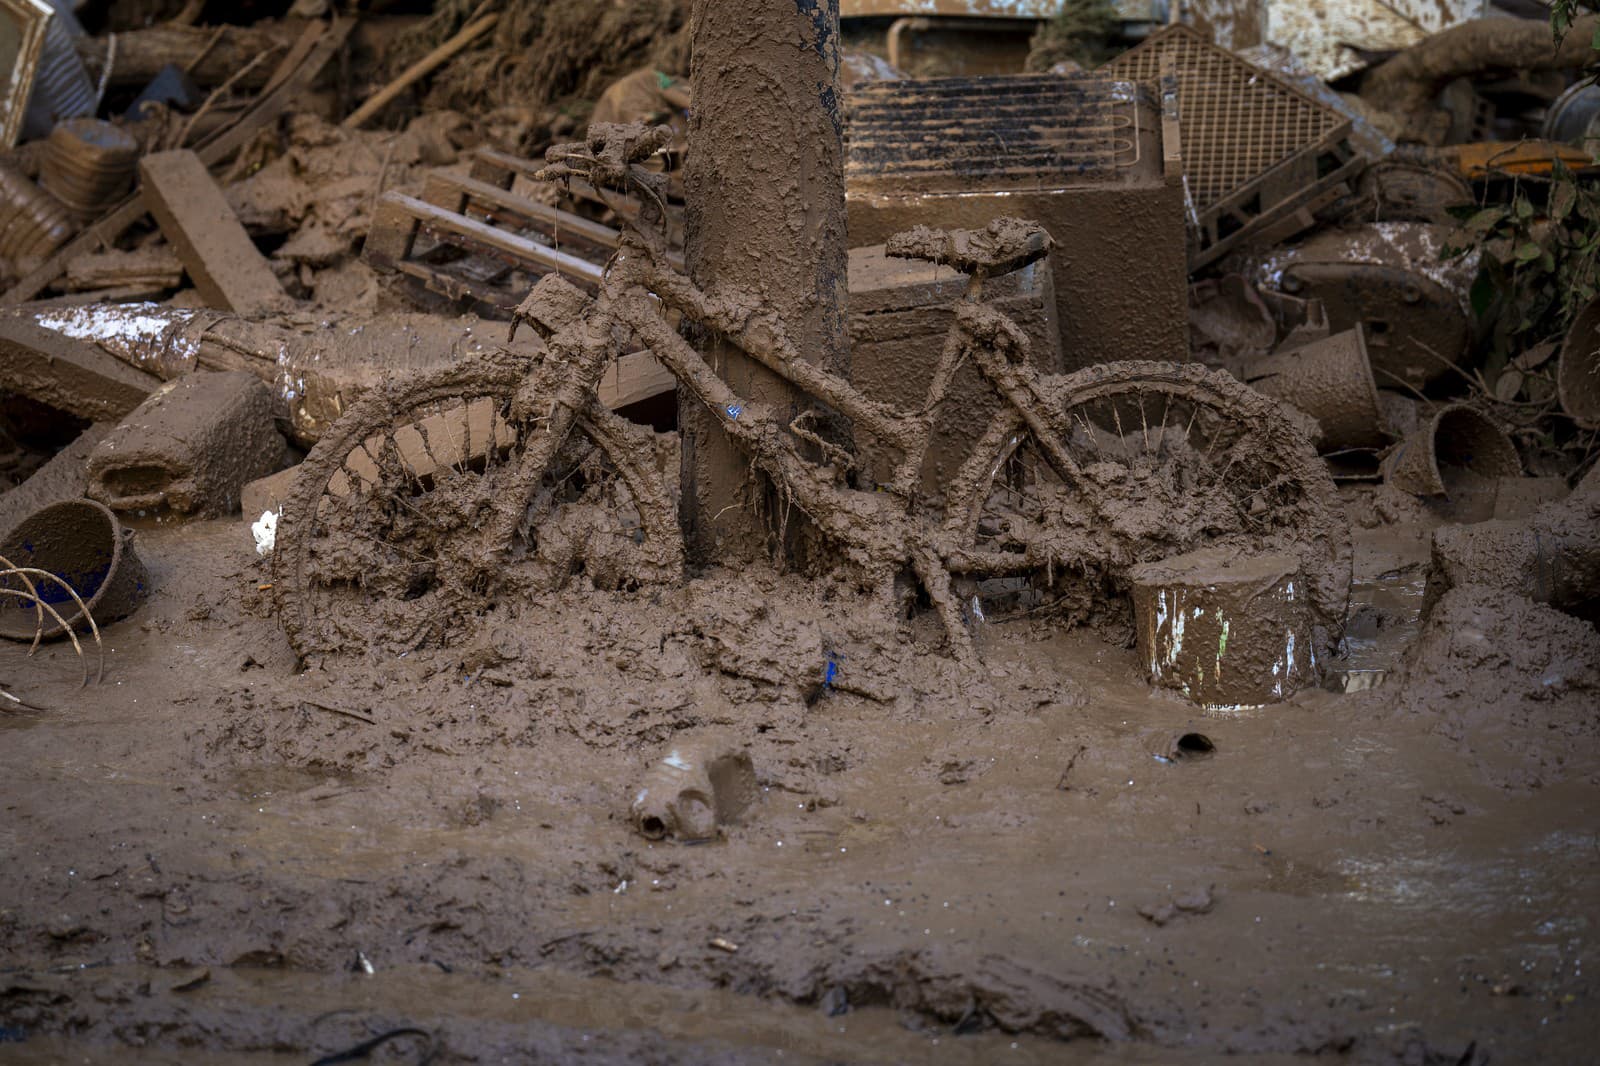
[1466, 207, 1507, 235]
[1514, 241, 1544, 262]
[1515, 196, 1536, 221]
[1552, 181, 1577, 221]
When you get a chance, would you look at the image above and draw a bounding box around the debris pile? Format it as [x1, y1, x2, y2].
[0, 3, 1597, 1063]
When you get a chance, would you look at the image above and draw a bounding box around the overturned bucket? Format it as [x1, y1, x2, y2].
[0, 499, 149, 641]
[1558, 295, 1600, 428]
[1242, 326, 1388, 450]
[1381, 404, 1521, 497]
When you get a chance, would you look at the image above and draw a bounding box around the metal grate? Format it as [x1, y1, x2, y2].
[1100, 25, 1345, 212]
[847, 74, 1144, 194]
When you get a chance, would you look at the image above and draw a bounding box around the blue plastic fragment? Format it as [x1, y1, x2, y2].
[725, 403, 743, 420]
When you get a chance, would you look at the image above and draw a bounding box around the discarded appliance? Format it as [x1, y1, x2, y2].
[631, 736, 757, 842]
[1381, 404, 1522, 498]
[86, 371, 290, 521]
[0, 498, 148, 641]
[1559, 294, 1600, 429]
[1242, 326, 1388, 451]
[846, 71, 1187, 370]
[1100, 25, 1364, 270]
[1128, 546, 1317, 709]
[1251, 222, 1477, 391]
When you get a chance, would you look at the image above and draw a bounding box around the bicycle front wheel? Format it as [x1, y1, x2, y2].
[273, 358, 682, 662]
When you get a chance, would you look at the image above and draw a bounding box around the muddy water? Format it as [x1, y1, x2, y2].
[1, 504, 1596, 1063]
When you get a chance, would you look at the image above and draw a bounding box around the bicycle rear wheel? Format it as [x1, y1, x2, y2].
[273, 356, 682, 661]
[946, 360, 1351, 654]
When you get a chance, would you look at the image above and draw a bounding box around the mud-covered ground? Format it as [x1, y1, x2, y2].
[1, 492, 1596, 1064]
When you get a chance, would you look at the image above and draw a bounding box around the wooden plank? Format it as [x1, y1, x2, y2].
[138, 149, 292, 313]
[343, 13, 499, 130]
[372, 192, 606, 287]
[0, 312, 161, 422]
[420, 170, 624, 252]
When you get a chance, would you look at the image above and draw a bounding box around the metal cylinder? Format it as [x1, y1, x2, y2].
[679, 0, 848, 563]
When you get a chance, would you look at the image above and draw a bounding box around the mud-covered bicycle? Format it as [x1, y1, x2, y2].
[274, 123, 1350, 665]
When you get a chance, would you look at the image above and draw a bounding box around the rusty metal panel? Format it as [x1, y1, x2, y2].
[847, 73, 1154, 197]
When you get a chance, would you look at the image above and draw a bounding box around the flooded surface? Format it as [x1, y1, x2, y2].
[1, 500, 1597, 1063]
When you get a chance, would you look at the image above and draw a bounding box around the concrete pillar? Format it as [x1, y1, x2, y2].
[680, 0, 848, 565]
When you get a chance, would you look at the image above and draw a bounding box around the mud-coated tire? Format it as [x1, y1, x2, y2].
[949, 360, 1352, 656]
[273, 354, 682, 661]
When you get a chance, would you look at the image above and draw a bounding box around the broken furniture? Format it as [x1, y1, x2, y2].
[1101, 25, 1364, 271]
[846, 71, 1187, 371]
[85, 371, 290, 522]
[363, 151, 622, 311]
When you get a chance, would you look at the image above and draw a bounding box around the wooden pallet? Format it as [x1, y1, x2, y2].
[361, 152, 677, 412]
[363, 147, 689, 314]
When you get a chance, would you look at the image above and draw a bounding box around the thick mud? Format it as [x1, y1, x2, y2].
[1, 490, 1595, 1063]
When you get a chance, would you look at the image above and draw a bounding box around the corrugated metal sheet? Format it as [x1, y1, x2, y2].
[22, 1, 95, 142]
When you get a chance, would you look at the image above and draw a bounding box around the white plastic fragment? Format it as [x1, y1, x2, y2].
[251, 509, 278, 556]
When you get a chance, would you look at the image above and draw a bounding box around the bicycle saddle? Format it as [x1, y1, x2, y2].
[884, 218, 1053, 279]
